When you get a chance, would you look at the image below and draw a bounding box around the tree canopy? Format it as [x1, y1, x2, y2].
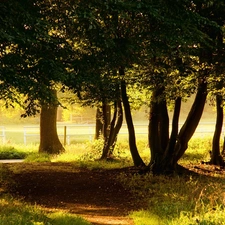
[1, 0, 225, 172]
[0, 0, 72, 115]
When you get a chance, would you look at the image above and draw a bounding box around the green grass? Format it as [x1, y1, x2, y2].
[0, 196, 91, 225]
[121, 173, 225, 225]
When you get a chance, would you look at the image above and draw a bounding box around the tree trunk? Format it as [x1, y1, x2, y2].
[102, 102, 111, 140]
[165, 97, 181, 158]
[101, 100, 123, 159]
[149, 79, 207, 174]
[172, 78, 207, 165]
[158, 94, 169, 151]
[148, 87, 170, 173]
[95, 107, 103, 140]
[148, 89, 163, 166]
[210, 95, 224, 165]
[120, 67, 145, 167]
[39, 92, 64, 154]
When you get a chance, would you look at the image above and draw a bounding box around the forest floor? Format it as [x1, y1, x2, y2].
[4, 162, 148, 225]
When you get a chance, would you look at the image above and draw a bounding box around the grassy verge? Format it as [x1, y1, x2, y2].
[123, 173, 225, 225]
[0, 196, 91, 225]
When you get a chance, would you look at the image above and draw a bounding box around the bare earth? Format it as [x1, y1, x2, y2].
[5, 163, 147, 225]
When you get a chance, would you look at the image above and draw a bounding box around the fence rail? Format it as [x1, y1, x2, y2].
[0, 122, 224, 145]
[23, 122, 225, 145]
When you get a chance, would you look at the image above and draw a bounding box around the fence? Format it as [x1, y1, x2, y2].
[1, 122, 224, 145]
[23, 124, 96, 145]
[0, 126, 6, 144]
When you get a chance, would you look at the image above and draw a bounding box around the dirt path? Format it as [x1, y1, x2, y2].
[5, 163, 146, 225]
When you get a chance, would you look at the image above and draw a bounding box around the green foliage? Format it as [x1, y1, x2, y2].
[0, 0, 72, 115]
[79, 139, 104, 161]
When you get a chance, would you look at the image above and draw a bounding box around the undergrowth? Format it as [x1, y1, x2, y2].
[118, 172, 225, 225]
[0, 145, 31, 159]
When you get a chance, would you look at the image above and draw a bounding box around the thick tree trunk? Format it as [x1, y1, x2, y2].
[153, 97, 182, 174]
[158, 94, 169, 151]
[210, 95, 224, 165]
[101, 100, 123, 159]
[95, 107, 103, 140]
[39, 94, 64, 154]
[148, 87, 170, 173]
[148, 89, 163, 166]
[120, 67, 145, 167]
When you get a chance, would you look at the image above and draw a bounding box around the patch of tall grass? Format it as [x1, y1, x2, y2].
[24, 153, 51, 162]
[0, 144, 37, 159]
[180, 136, 212, 164]
[118, 172, 225, 225]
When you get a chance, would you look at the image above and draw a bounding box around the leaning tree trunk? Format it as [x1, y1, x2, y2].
[171, 78, 207, 166]
[120, 67, 145, 167]
[210, 95, 224, 165]
[101, 100, 123, 159]
[164, 97, 182, 159]
[39, 92, 64, 154]
[108, 100, 123, 157]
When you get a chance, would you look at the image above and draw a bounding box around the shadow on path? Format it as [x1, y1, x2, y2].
[6, 163, 145, 225]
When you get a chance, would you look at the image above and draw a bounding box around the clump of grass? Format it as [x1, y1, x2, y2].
[0, 146, 28, 159]
[48, 212, 91, 225]
[0, 195, 91, 225]
[24, 153, 51, 162]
